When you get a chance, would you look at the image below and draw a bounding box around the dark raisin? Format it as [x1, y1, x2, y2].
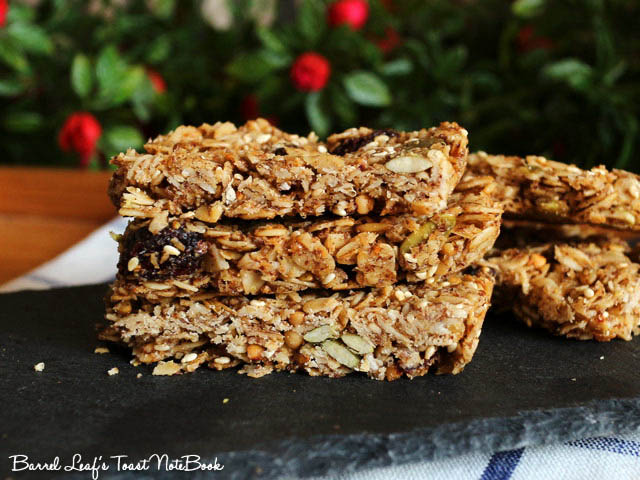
[274, 147, 287, 156]
[119, 225, 207, 279]
[329, 129, 398, 156]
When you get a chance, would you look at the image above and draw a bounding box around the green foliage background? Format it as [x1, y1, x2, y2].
[0, 0, 639, 171]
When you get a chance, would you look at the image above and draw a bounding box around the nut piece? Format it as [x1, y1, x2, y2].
[321, 340, 361, 370]
[385, 155, 432, 174]
[399, 221, 435, 255]
[303, 324, 336, 343]
[241, 270, 265, 295]
[303, 297, 339, 314]
[341, 333, 374, 355]
[247, 344, 265, 360]
[152, 360, 182, 376]
[284, 331, 304, 350]
[289, 311, 305, 326]
[194, 202, 223, 224]
[355, 194, 374, 215]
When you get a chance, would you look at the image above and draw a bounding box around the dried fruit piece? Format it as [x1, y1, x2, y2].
[341, 333, 374, 355]
[321, 340, 361, 369]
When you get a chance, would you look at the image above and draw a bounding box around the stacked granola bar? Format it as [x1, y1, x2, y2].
[471, 152, 640, 341]
[102, 119, 501, 380]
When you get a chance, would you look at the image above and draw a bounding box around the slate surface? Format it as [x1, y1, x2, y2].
[2, 284, 640, 479]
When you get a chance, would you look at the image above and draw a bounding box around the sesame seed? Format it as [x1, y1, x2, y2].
[584, 288, 595, 298]
[154, 344, 171, 351]
[214, 356, 231, 365]
[163, 245, 181, 256]
[127, 256, 139, 271]
[223, 398, 230, 404]
[94, 347, 110, 354]
[317, 145, 328, 153]
[323, 273, 336, 284]
[182, 352, 198, 363]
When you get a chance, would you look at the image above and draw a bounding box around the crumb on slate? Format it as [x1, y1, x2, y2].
[34, 362, 45, 372]
[108, 367, 119, 376]
[94, 347, 110, 354]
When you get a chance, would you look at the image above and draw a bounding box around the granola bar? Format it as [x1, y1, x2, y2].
[486, 240, 640, 341]
[109, 118, 468, 221]
[115, 176, 501, 297]
[101, 272, 494, 380]
[468, 151, 640, 231]
[493, 220, 640, 251]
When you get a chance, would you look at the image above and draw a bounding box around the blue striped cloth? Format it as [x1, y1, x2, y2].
[2, 218, 639, 479]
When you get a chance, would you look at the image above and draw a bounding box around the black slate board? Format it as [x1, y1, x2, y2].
[2, 284, 640, 479]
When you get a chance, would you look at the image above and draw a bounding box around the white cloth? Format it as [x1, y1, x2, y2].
[2, 218, 639, 479]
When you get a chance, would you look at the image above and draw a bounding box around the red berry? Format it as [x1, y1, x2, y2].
[328, 0, 369, 31]
[58, 112, 102, 167]
[146, 68, 167, 94]
[0, 0, 8, 28]
[375, 27, 401, 53]
[517, 25, 553, 52]
[290, 52, 331, 92]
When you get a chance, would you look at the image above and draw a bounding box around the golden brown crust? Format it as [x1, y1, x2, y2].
[468, 151, 640, 231]
[102, 273, 494, 380]
[486, 240, 640, 341]
[115, 176, 502, 296]
[109, 118, 468, 221]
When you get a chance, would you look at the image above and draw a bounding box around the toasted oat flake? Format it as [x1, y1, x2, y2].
[153, 360, 182, 376]
[101, 273, 494, 380]
[488, 239, 640, 341]
[468, 151, 640, 231]
[109, 119, 468, 222]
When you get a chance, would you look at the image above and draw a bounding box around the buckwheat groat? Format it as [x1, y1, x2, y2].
[468, 151, 640, 230]
[109, 118, 468, 221]
[115, 176, 501, 296]
[101, 272, 495, 380]
[487, 240, 640, 341]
